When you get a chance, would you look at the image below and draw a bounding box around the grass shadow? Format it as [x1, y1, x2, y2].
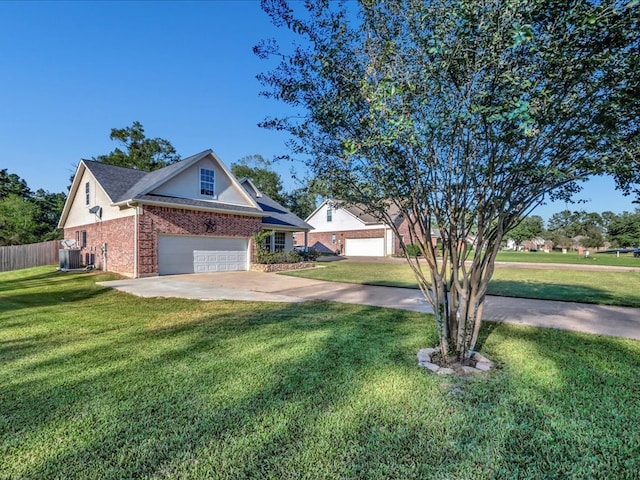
[0, 268, 117, 313]
[486, 279, 633, 306]
[3, 297, 440, 478]
[460, 321, 640, 478]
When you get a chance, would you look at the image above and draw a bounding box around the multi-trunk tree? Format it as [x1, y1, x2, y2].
[257, 0, 639, 363]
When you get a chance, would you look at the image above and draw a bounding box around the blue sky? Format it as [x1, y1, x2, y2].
[0, 0, 636, 223]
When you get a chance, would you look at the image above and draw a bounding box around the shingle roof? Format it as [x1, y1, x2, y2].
[79, 154, 311, 228]
[82, 160, 147, 202]
[333, 200, 401, 225]
[79, 151, 263, 218]
[239, 179, 313, 230]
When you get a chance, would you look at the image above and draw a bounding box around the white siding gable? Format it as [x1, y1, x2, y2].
[151, 157, 251, 206]
[307, 202, 385, 233]
[63, 168, 134, 229]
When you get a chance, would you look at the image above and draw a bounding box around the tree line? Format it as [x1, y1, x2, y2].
[507, 209, 640, 250]
[0, 169, 65, 246]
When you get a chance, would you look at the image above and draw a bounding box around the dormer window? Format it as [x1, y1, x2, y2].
[85, 182, 90, 206]
[200, 168, 215, 197]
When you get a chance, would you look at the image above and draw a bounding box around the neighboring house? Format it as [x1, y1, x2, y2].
[296, 199, 435, 257]
[58, 149, 312, 277]
[505, 238, 517, 250]
[522, 237, 551, 252]
[506, 237, 553, 252]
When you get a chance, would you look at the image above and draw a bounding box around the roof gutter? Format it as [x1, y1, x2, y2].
[260, 223, 313, 232]
[114, 198, 268, 217]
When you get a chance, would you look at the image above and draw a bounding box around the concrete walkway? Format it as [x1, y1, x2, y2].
[99, 271, 640, 341]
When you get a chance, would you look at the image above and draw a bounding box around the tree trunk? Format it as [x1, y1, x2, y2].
[404, 237, 495, 364]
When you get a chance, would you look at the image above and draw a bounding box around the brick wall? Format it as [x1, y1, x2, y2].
[394, 218, 438, 254]
[64, 216, 135, 276]
[65, 206, 263, 277]
[138, 205, 263, 276]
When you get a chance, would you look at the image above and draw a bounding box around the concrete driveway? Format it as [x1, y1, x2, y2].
[99, 271, 640, 341]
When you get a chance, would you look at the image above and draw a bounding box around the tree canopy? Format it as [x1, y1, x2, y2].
[0, 194, 39, 246]
[231, 154, 318, 219]
[257, 0, 640, 362]
[95, 121, 180, 171]
[606, 209, 640, 247]
[506, 215, 544, 248]
[231, 155, 288, 205]
[283, 187, 317, 220]
[546, 210, 608, 249]
[0, 169, 31, 200]
[0, 171, 65, 246]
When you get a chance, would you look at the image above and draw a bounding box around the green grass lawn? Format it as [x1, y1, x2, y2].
[1, 267, 639, 479]
[496, 250, 640, 267]
[286, 262, 640, 307]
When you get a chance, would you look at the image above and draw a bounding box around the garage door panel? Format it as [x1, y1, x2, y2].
[194, 250, 247, 273]
[345, 237, 385, 257]
[159, 236, 248, 275]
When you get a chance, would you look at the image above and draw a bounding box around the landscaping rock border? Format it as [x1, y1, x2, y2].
[250, 262, 315, 273]
[417, 347, 493, 375]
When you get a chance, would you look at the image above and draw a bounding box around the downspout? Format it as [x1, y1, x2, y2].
[134, 206, 139, 278]
[127, 201, 139, 278]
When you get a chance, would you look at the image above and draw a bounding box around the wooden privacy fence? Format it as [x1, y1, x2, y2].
[0, 240, 60, 272]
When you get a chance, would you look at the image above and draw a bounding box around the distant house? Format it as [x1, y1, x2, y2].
[506, 237, 552, 252]
[523, 237, 552, 252]
[58, 149, 311, 277]
[296, 199, 436, 257]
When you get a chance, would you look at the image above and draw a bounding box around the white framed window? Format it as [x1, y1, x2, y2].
[200, 168, 215, 197]
[76, 230, 87, 247]
[331, 234, 337, 245]
[264, 232, 287, 252]
[327, 207, 333, 222]
[85, 182, 90, 205]
[274, 232, 286, 252]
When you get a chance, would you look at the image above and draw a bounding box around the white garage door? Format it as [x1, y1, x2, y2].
[158, 235, 249, 275]
[345, 237, 385, 257]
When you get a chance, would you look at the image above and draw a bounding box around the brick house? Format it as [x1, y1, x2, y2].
[295, 199, 436, 257]
[58, 149, 312, 277]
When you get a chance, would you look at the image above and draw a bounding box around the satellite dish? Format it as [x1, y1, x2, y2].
[88, 205, 102, 218]
[61, 239, 77, 248]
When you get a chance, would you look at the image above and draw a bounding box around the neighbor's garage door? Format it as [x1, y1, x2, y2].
[345, 237, 385, 257]
[158, 235, 249, 275]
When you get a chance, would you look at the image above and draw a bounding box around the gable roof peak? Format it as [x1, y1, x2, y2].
[238, 178, 263, 198]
